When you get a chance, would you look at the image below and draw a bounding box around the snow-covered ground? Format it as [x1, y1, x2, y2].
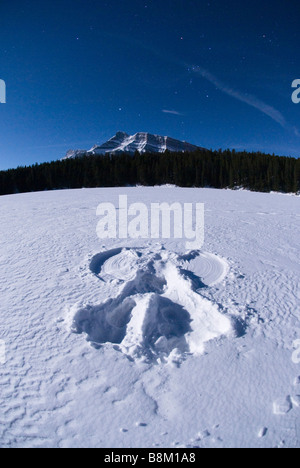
[0, 186, 299, 448]
[62, 131, 202, 158]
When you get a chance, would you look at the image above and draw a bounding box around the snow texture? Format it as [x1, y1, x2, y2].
[62, 131, 203, 159]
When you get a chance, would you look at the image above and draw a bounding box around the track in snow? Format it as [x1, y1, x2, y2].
[180, 251, 229, 286]
[70, 247, 233, 363]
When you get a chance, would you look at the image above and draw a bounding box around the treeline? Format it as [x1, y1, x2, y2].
[0, 148, 299, 196]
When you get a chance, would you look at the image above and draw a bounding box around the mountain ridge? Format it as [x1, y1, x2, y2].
[62, 131, 204, 159]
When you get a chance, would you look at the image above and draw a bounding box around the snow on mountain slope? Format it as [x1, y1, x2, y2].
[0, 186, 299, 448]
[62, 132, 203, 159]
[71, 248, 232, 361]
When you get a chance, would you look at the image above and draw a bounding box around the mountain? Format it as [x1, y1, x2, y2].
[62, 132, 204, 159]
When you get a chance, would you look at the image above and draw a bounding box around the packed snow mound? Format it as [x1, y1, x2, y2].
[70, 248, 232, 363]
[62, 131, 204, 159]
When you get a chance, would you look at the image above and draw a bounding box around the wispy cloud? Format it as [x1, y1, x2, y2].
[190, 65, 298, 136]
[162, 109, 184, 116]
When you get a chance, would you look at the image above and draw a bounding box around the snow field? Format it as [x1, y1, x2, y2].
[0, 186, 299, 448]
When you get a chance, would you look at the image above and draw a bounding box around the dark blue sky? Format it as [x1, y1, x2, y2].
[0, 0, 299, 170]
